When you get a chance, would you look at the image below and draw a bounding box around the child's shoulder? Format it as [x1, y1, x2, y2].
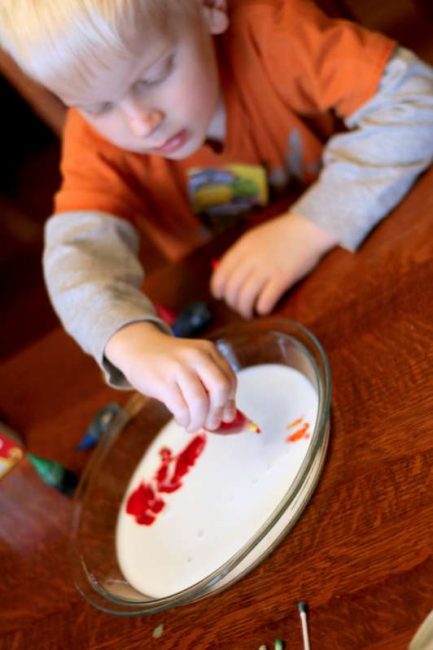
[227, 0, 394, 64]
[225, 0, 340, 56]
[228, 0, 320, 27]
[225, 0, 395, 117]
[61, 108, 133, 171]
[63, 109, 127, 157]
[64, 109, 107, 144]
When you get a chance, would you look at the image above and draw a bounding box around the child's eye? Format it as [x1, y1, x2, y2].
[136, 54, 175, 89]
[84, 102, 114, 117]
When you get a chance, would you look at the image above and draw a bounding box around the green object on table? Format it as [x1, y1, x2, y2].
[274, 640, 285, 650]
[27, 453, 79, 496]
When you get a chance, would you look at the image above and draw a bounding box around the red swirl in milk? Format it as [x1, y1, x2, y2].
[126, 434, 207, 526]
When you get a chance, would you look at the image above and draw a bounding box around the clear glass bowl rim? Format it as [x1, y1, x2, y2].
[70, 317, 332, 615]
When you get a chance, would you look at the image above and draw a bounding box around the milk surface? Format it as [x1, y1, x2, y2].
[116, 363, 318, 597]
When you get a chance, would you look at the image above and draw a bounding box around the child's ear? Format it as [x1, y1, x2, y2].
[202, 0, 229, 34]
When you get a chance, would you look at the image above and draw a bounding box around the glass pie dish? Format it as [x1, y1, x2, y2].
[70, 318, 331, 615]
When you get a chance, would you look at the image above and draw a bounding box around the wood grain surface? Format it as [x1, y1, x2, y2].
[0, 164, 432, 649]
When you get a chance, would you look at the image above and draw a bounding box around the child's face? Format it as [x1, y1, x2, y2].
[55, 9, 226, 159]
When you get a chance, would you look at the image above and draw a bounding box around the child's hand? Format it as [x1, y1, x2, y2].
[210, 213, 338, 318]
[105, 322, 237, 433]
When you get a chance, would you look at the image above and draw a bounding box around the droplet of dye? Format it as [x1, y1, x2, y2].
[197, 529, 204, 538]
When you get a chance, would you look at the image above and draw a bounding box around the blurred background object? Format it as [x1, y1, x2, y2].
[0, 51, 166, 361]
[0, 56, 62, 360]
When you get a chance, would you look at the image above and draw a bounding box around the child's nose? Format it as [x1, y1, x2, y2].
[123, 103, 164, 138]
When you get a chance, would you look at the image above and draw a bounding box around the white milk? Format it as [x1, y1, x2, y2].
[116, 363, 318, 598]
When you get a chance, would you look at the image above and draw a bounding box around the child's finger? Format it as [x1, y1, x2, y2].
[236, 271, 268, 319]
[159, 382, 190, 429]
[210, 251, 239, 299]
[205, 377, 232, 430]
[222, 398, 237, 423]
[194, 359, 235, 430]
[176, 370, 209, 433]
[210, 349, 238, 395]
[205, 406, 224, 431]
[256, 276, 288, 315]
[219, 263, 254, 312]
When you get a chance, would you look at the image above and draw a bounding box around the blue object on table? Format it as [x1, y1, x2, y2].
[172, 301, 213, 338]
[76, 402, 122, 451]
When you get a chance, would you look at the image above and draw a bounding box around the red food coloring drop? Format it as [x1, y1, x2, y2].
[174, 435, 206, 478]
[157, 434, 206, 493]
[137, 512, 156, 526]
[154, 447, 172, 483]
[286, 417, 303, 429]
[151, 498, 165, 513]
[158, 481, 182, 494]
[126, 434, 207, 525]
[125, 482, 166, 525]
[126, 483, 149, 516]
[286, 423, 310, 443]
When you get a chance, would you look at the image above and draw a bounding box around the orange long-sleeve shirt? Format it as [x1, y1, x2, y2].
[55, 0, 395, 260]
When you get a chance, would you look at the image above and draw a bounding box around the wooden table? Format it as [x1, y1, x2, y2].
[1, 166, 432, 650]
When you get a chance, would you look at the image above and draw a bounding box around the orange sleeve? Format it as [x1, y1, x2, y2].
[240, 0, 397, 118]
[54, 109, 146, 223]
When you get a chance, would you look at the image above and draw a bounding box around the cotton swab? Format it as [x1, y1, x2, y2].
[298, 602, 311, 650]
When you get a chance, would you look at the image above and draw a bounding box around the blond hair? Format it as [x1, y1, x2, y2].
[0, 0, 199, 88]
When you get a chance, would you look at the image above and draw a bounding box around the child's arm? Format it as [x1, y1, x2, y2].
[44, 211, 237, 432]
[211, 47, 433, 317]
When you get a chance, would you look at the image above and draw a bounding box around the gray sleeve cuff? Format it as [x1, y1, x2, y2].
[291, 46, 433, 250]
[101, 319, 170, 389]
[43, 210, 172, 388]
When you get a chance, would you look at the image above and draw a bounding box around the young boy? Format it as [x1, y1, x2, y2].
[1, 0, 433, 433]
